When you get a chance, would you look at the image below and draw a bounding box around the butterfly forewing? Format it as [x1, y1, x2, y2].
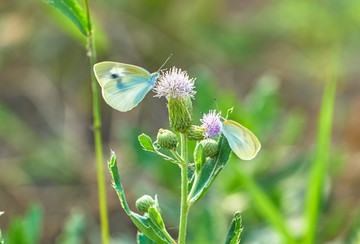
[94, 62, 152, 87]
[222, 120, 261, 160]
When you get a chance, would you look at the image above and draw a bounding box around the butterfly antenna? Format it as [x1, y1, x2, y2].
[213, 97, 220, 111]
[157, 53, 173, 73]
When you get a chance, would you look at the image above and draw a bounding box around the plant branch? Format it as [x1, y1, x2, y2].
[85, 1, 110, 243]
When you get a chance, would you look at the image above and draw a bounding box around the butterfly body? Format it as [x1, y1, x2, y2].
[94, 61, 159, 112]
[222, 120, 261, 160]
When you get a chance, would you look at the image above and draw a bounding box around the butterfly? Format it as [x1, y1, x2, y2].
[221, 119, 261, 160]
[93, 62, 159, 112]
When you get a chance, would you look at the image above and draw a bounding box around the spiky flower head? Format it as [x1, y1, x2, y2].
[201, 110, 222, 139]
[154, 67, 196, 100]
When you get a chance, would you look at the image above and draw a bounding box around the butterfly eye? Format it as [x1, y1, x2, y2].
[111, 74, 119, 79]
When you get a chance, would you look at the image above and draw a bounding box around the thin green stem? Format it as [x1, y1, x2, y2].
[170, 149, 184, 164]
[178, 134, 189, 244]
[84, 1, 110, 243]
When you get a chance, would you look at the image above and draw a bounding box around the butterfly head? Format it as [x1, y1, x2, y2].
[151, 72, 160, 84]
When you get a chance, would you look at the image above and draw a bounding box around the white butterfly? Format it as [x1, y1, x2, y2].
[93, 62, 159, 112]
[221, 119, 261, 160]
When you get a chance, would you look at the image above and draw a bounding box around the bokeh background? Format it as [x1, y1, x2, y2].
[1, 0, 360, 243]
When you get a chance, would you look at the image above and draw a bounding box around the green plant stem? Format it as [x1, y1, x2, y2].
[85, 1, 110, 243]
[178, 134, 189, 244]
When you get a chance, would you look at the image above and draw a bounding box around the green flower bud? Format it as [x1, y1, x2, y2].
[157, 129, 178, 150]
[168, 96, 192, 133]
[194, 143, 206, 173]
[186, 125, 206, 141]
[200, 139, 218, 158]
[136, 195, 155, 213]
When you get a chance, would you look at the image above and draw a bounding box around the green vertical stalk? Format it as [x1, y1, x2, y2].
[303, 52, 338, 244]
[85, 1, 110, 243]
[178, 133, 189, 244]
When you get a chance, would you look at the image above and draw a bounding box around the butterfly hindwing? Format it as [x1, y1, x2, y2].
[94, 61, 156, 112]
[103, 76, 154, 112]
[222, 120, 261, 160]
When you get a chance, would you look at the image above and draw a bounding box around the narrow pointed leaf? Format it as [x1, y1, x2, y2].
[225, 211, 243, 244]
[44, 0, 90, 36]
[108, 152, 131, 214]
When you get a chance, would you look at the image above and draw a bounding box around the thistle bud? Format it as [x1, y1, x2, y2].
[157, 129, 178, 150]
[200, 139, 218, 158]
[184, 96, 193, 114]
[136, 195, 155, 213]
[168, 96, 192, 133]
[186, 125, 206, 141]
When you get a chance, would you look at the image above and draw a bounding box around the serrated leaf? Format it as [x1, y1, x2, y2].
[44, 0, 90, 36]
[108, 152, 131, 215]
[108, 152, 175, 244]
[137, 232, 157, 244]
[138, 134, 156, 152]
[225, 212, 243, 244]
[188, 134, 232, 203]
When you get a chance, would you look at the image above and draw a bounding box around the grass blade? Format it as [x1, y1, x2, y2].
[303, 52, 339, 244]
[236, 166, 296, 243]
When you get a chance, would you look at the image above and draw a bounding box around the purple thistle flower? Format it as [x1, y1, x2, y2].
[201, 110, 222, 139]
[154, 67, 196, 100]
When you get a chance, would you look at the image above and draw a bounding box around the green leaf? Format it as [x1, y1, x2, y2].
[108, 152, 131, 215]
[194, 143, 206, 173]
[56, 208, 85, 244]
[138, 134, 156, 152]
[137, 232, 157, 244]
[108, 152, 176, 244]
[6, 205, 43, 244]
[44, 0, 90, 36]
[188, 134, 232, 203]
[224, 212, 243, 244]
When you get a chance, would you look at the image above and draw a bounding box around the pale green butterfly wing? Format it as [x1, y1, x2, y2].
[222, 120, 261, 160]
[93, 61, 156, 112]
[103, 77, 154, 112]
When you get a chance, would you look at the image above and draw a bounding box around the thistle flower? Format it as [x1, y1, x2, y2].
[154, 67, 196, 100]
[155, 67, 195, 133]
[201, 110, 222, 139]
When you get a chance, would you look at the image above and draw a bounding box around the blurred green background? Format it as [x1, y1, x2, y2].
[1, 0, 360, 243]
